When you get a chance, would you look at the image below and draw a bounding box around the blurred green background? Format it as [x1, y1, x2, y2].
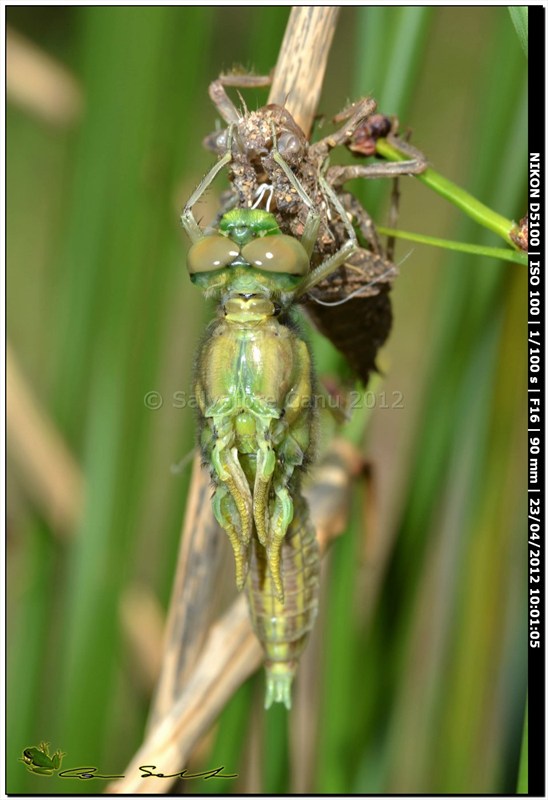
[7, 6, 527, 795]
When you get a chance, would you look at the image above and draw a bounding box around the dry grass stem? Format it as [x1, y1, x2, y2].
[7, 343, 84, 536]
[268, 7, 340, 136]
[146, 453, 225, 728]
[120, 584, 166, 693]
[7, 26, 83, 126]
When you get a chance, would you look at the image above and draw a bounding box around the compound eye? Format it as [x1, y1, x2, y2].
[241, 235, 309, 275]
[202, 128, 228, 154]
[187, 235, 240, 273]
[277, 132, 303, 162]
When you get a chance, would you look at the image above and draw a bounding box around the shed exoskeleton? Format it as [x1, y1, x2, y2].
[203, 73, 427, 385]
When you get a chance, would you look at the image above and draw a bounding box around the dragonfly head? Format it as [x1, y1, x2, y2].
[187, 209, 310, 305]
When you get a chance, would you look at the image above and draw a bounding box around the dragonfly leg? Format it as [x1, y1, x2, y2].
[327, 134, 427, 188]
[210, 436, 253, 542]
[250, 418, 295, 602]
[308, 96, 377, 160]
[264, 431, 313, 603]
[209, 73, 272, 125]
[212, 485, 250, 590]
[339, 191, 384, 254]
[265, 483, 294, 602]
[264, 349, 314, 600]
[269, 123, 321, 257]
[253, 438, 276, 547]
[253, 427, 309, 603]
[203, 415, 253, 591]
[386, 175, 401, 261]
[295, 172, 359, 297]
[180, 126, 234, 244]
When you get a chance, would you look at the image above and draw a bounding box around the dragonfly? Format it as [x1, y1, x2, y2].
[181, 123, 367, 708]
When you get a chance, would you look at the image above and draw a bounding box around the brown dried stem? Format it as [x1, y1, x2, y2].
[268, 7, 340, 136]
[146, 454, 226, 729]
[7, 343, 84, 536]
[7, 26, 83, 126]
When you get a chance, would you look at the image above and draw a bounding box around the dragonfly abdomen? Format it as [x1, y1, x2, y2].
[245, 491, 320, 709]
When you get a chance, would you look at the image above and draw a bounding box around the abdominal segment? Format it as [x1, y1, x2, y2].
[245, 490, 320, 709]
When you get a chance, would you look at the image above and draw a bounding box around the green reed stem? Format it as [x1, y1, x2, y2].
[508, 7, 528, 58]
[517, 701, 528, 793]
[376, 138, 519, 247]
[377, 226, 527, 265]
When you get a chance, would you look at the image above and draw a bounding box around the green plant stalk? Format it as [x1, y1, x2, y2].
[377, 226, 527, 265]
[517, 701, 528, 793]
[376, 138, 519, 248]
[508, 7, 528, 59]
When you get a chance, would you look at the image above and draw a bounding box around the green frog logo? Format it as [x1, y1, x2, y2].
[20, 742, 65, 776]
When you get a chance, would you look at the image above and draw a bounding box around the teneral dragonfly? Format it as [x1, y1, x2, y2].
[181, 128, 371, 707]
